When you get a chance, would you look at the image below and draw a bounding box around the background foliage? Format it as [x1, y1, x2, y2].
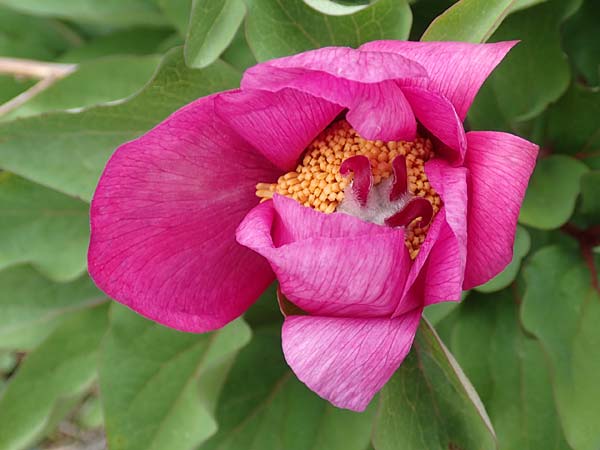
[0, 0, 598, 449]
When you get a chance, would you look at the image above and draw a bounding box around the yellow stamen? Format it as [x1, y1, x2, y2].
[256, 120, 442, 257]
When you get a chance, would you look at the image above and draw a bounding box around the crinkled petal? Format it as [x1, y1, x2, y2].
[463, 131, 538, 289]
[360, 40, 517, 119]
[243, 46, 427, 85]
[215, 88, 342, 171]
[394, 161, 468, 316]
[237, 196, 411, 317]
[241, 47, 424, 141]
[282, 309, 422, 411]
[88, 95, 278, 333]
[401, 86, 467, 163]
[422, 161, 468, 304]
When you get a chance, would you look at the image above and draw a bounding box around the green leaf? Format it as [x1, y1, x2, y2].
[578, 171, 600, 224]
[546, 83, 600, 168]
[199, 325, 375, 450]
[220, 26, 258, 72]
[519, 155, 589, 230]
[1, 55, 160, 121]
[0, 304, 109, 450]
[521, 245, 600, 450]
[563, 0, 600, 86]
[157, 0, 193, 35]
[58, 29, 172, 62]
[0, 174, 90, 281]
[0, 5, 79, 60]
[444, 290, 570, 449]
[0, 77, 34, 108]
[185, 0, 246, 69]
[0, 266, 104, 350]
[0, 0, 168, 27]
[469, 0, 578, 123]
[421, 0, 516, 43]
[476, 225, 531, 293]
[245, 0, 412, 61]
[100, 304, 251, 450]
[372, 319, 496, 450]
[0, 48, 241, 202]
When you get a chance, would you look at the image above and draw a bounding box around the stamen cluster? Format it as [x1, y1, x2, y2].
[256, 120, 442, 257]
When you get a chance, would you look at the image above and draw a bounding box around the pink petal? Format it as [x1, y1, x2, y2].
[463, 131, 538, 289]
[241, 47, 426, 141]
[422, 161, 468, 304]
[394, 161, 468, 316]
[401, 86, 467, 163]
[88, 95, 279, 333]
[237, 195, 411, 317]
[360, 40, 518, 119]
[282, 309, 422, 411]
[215, 88, 342, 171]
[243, 46, 427, 84]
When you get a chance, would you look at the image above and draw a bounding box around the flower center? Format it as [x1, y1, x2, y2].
[256, 120, 441, 258]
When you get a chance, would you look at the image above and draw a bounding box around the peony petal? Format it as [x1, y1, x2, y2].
[243, 46, 427, 85]
[241, 47, 424, 141]
[237, 195, 411, 317]
[422, 161, 468, 304]
[463, 131, 538, 289]
[88, 95, 279, 333]
[360, 40, 517, 119]
[401, 86, 467, 163]
[394, 161, 468, 316]
[215, 88, 342, 171]
[282, 309, 422, 411]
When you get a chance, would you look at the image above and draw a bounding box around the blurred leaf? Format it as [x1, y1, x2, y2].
[303, 0, 370, 15]
[511, 0, 548, 11]
[409, 0, 454, 40]
[221, 26, 257, 72]
[243, 284, 282, 327]
[469, 0, 579, 124]
[0, 77, 35, 105]
[76, 395, 104, 430]
[0, 5, 79, 60]
[2, 55, 160, 121]
[372, 319, 496, 450]
[563, 0, 600, 86]
[0, 0, 168, 27]
[100, 305, 251, 450]
[0, 304, 109, 450]
[423, 301, 460, 326]
[156, 0, 192, 35]
[476, 225, 531, 293]
[199, 325, 375, 450]
[519, 155, 589, 230]
[245, 0, 412, 61]
[0, 174, 89, 281]
[421, 0, 517, 43]
[0, 266, 104, 350]
[0, 352, 17, 374]
[0, 48, 240, 202]
[424, 291, 469, 326]
[445, 289, 570, 450]
[185, 0, 246, 69]
[521, 245, 600, 450]
[546, 83, 600, 168]
[58, 28, 172, 62]
[578, 171, 600, 224]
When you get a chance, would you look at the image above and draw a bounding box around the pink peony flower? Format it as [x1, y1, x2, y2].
[88, 41, 538, 411]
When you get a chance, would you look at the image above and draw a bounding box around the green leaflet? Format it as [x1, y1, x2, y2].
[0, 48, 241, 202]
[373, 320, 497, 450]
[100, 305, 251, 450]
[245, 0, 412, 61]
